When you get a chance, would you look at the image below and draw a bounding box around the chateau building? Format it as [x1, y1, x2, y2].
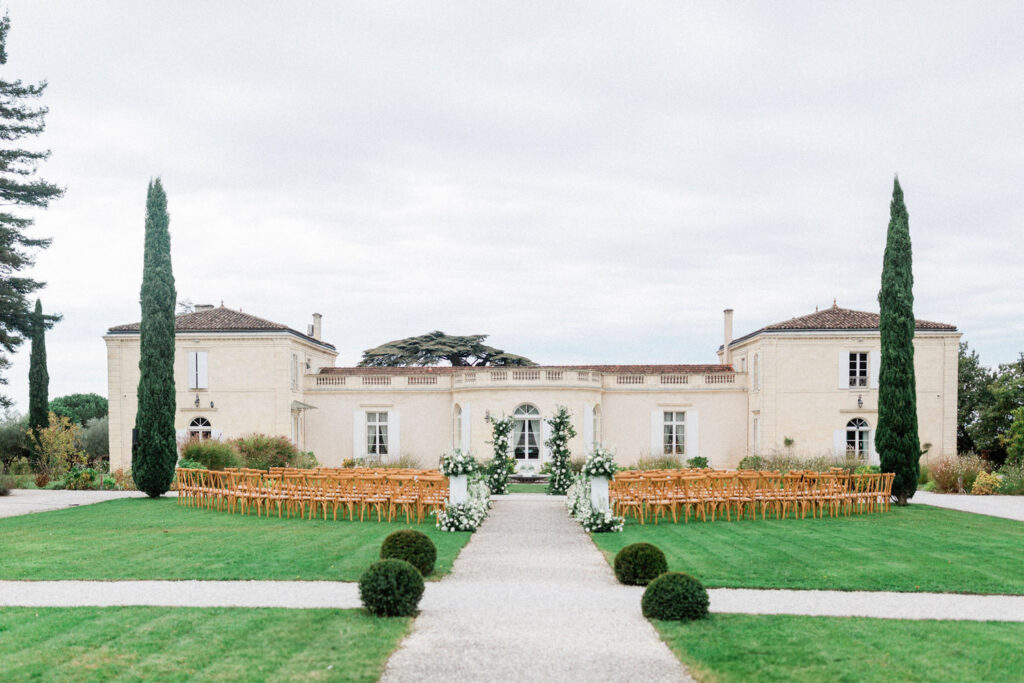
[104, 303, 960, 472]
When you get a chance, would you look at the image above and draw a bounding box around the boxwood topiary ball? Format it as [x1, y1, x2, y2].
[380, 529, 437, 576]
[641, 572, 709, 621]
[358, 559, 425, 617]
[614, 542, 668, 585]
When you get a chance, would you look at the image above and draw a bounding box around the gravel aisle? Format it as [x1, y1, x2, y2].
[913, 491, 1024, 522]
[379, 494, 693, 683]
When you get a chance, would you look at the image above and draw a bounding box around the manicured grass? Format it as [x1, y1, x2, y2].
[0, 607, 407, 682]
[591, 505, 1024, 594]
[0, 497, 470, 581]
[507, 483, 547, 493]
[655, 614, 1024, 682]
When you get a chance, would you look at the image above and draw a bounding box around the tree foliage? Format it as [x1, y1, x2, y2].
[133, 179, 177, 496]
[958, 342, 994, 455]
[49, 392, 108, 425]
[359, 331, 535, 367]
[27, 299, 48, 456]
[876, 177, 920, 505]
[972, 353, 1024, 462]
[31, 411, 85, 481]
[1001, 407, 1024, 467]
[0, 14, 63, 407]
[545, 405, 576, 495]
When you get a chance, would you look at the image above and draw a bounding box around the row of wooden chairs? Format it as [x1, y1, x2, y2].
[610, 470, 895, 524]
[176, 468, 449, 523]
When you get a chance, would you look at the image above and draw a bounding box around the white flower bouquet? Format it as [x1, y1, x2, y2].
[439, 449, 479, 477]
[582, 445, 617, 477]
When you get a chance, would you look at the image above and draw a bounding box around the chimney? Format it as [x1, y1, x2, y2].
[195, 304, 214, 312]
[312, 313, 322, 341]
[722, 308, 734, 365]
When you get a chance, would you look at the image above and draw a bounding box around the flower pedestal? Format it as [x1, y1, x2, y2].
[449, 474, 468, 505]
[590, 475, 610, 512]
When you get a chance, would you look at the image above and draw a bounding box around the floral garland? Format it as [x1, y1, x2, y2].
[582, 445, 617, 477]
[439, 449, 479, 477]
[435, 480, 491, 532]
[486, 415, 514, 494]
[565, 472, 623, 533]
[545, 406, 577, 495]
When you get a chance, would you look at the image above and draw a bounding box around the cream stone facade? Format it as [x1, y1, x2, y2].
[105, 303, 960, 472]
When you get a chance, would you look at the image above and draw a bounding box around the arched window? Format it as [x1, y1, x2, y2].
[513, 404, 541, 460]
[188, 417, 213, 441]
[846, 418, 869, 459]
[454, 405, 463, 450]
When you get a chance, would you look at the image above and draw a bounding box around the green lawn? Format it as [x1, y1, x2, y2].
[591, 505, 1024, 594]
[655, 614, 1024, 682]
[0, 607, 407, 682]
[507, 483, 547, 493]
[0, 498, 470, 581]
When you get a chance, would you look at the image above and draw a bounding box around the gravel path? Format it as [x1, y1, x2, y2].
[380, 494, 694, 683]
[914, 491, 1024, 522]
[0, 489, 153, 518]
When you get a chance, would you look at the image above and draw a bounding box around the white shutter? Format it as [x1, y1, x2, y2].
[188, 352, 198, 389]
[686, 410, 700, 460]
[838, 350, 849, 389]
[175, 428, 187, 443]
[460, 405, 471, 453]
[196, 352, 208, 389]
[541, 418, 552, 459]
[868, 429, 878, 463]
[869, 351, 881, 389]
[211, 429, 223, 441]
[389, 411, 400, 459]
[833, 428, 846, 457]
[651, 410, 662, 456]
[352, 411, 364, 459]
[582, 403, 594, 454]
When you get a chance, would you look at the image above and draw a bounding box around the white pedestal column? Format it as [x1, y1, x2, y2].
[449, 475, 468, 505]
[590, 475, 609, 511]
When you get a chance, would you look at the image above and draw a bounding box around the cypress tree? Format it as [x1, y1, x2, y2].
[27, 299, 49, 465]
[133, 178, 177, 497]
[876, 177, 920, 505]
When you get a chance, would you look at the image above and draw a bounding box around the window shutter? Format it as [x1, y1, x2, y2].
[211, 429, 223, 441]
[188, 352, 198, 389]
[460, 405, 471, 453]
[389, 411, 400, 459]
[869, 351, 881, 389]
[196, 352, 208, 389]
[833, 428, 846, 457]
[868, 429, 877, 463]
[352, 411, 364, 459]
[838, 350, 849, 389]
[541, 418, 552, 459]
[686, 410, 700, 460]
[582, 403, 594, 454]
[175, 428, 187, 443]
[650, 410, 662, 456]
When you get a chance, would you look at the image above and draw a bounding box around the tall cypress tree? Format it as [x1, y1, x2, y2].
[133, 178, 177, 497]
[27, 299, 49, 465]
[876, 177, 920, 505]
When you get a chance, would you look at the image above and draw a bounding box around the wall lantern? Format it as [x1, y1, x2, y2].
[210, 401, 215, 409]
[194, 394, 201, 408]
[857, 394, 864, 409]
[484, 409, 491, 423]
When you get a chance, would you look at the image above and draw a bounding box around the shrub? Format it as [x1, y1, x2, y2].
[918, 462, 932, 486]
[77, 416, 109, 463]
[686, 456, 709, 469]
[232, 434, 303, 470]
[32, 412, 87, 481]
[372, 454, 418, 469]
[179, 439, 239, 470]
[0, 413, 30, 468]
[0, 465, 14, 496]
[641, 572, 710, 621]
[635, 455, 685, 470]
[972, 471, 1001, 496]
[929, 454, 987, 493]
[111, 469, 137, 491]
[63, 467, 102, 490]
[614, 543, 668, 586]
[358, 559, 425, 617]
[380, 530, 437, 576]
[176, 458, 205, 470]
[855, 465, 881, 474]
[737, 455, 767, 471]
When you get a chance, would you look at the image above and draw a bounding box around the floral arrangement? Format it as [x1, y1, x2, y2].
[545, 406, 577, 494]
[435, 480, 491, 532]
[486, 416, 514, 494]
[565, 472, 623, 533]
[582, 445, 617, 477]
[439, 449, 479, 477]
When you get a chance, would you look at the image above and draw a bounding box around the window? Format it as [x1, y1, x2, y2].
[454, 405, 463, 450]
[846, 418, 870, 459]
[513, 404, 541, 460]
[849, 352, 868, 388]
[188, 351, 208, 390]
[663, 411, 686, 455]
[753, 354, 760, 392]
[290, 353, 299, 391]
[188, 416, 212, 440]
[367, 412, 388, 456]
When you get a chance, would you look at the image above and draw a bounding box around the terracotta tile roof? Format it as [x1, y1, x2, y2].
[320, 364, 733, 376]
[107, 306, 336, 350]
[727, 304, 957, 348]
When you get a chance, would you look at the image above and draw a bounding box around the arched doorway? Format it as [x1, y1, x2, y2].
[513, 404, 541, 464]
[188, 416, 213, 440]
[846, 418, 869, 459]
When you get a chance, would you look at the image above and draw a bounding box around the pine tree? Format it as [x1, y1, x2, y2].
[0, 13, 63, 408]
[133, 178, 177, 497]
[27, 299, 48, 464]
[545, 406, 577, 495]
[876, 177, 920, 505]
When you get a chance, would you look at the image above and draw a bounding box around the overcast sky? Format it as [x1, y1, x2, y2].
[3, 1, 1023, 411]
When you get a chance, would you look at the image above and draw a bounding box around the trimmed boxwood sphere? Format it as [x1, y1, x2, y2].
[380, 529, 437, 576]
[641, 572, 709, 621]
[358, 559, 425, 617]
[614, 542, 668, 585]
